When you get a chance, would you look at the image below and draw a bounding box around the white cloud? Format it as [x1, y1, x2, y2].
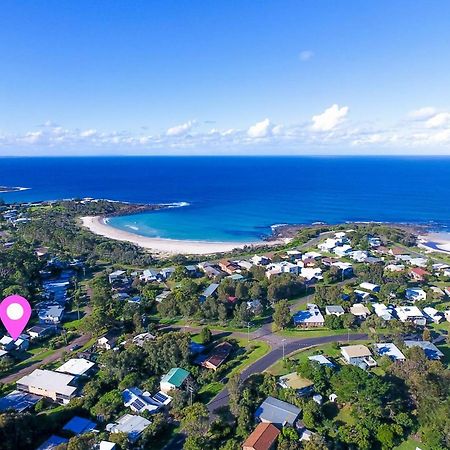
[408, 106, 437, 120]
[425, 112, 450, 128]
[166, 120, 195, 136]
[311, 104, 349, 131]
[247, 118, 272, 138]
[299, 50, 314, 61]
[80, 129, 97, 138]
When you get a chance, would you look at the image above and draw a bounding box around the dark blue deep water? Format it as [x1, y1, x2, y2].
[1, 157, 450, 242]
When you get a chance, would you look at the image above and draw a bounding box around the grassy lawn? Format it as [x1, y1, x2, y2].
[198, 339, 270, 403]
[335, 404, 356, 426]
[275, 327, 360, 339]
[395, 438, 429, 450]
[197, 382, 223, 403]
[228, 338, 271, 377]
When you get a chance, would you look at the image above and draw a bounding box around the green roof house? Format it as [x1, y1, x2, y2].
[160, 368, 190, 393]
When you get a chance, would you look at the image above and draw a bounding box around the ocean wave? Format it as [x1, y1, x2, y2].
[126, 225, 139, 231]
[164, 201, 191, 208]
[0, 186, 31, 193]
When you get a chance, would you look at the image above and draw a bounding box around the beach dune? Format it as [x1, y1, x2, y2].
[81, 216, 279, 255]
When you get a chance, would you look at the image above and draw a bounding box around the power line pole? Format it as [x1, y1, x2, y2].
[282, 338, 286, 360]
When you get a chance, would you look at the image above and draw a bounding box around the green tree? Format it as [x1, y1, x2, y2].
[199, 327, 212, 344]
[273, 300, 291, 329]
[181, 403, 209, 437]
[91, 389, 122, 421]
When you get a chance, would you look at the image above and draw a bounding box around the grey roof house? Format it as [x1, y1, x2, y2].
[255, 396, 301, 427]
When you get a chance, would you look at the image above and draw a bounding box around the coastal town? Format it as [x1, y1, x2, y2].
[0, 198, 449, 450]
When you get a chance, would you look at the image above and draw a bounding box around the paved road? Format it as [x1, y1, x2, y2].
[0, 332, 92, 385]
[207, 332, 367, 414]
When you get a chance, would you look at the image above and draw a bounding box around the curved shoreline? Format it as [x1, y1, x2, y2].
[81, 215, 285, 255]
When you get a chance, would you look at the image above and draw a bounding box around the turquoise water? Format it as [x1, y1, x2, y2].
[1, 156, 450, 242]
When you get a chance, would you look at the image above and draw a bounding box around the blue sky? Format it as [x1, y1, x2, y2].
[1, 1, 450, 155]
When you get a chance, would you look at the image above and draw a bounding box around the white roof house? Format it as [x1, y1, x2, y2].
[385, 264, 405, 272]
[404, 340, 444, 360]
[372, 303, 395, 321]
[423, 307, 444, 323]
[359, 282, 380, 292]
[300, 267, 323, 281]
[354, 290, 371, 301]
[16, 369, 78, 404]
[395, 306, 426, 326]
[409, 257, 428, 268]
[293, 304, 325, 328]
[405, 288, 427, 302]
[325, 305, 345, 316]
[56, 358, 95, 377]
[122, 387, 161, 414]
[341, 345, 377, 368]
[373, 343, 406, 361]
[318, 238, 339, 251]
[38, 305, 65, 324]
[350, 303, 371, 318]
[334, 245, 352, 257]
[107, 414, 150, 443]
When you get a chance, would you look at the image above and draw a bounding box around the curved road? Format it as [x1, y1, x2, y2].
[207, 332, 367, 414]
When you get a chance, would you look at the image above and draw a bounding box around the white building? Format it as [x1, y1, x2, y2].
[341, 345, 377, 368]
[373, 343, 406, 361]
[395, 306, 426, 326]
[16, 369, 78, 404]
[56, 358, 95, 377]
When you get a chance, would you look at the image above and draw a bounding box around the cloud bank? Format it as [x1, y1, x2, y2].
[1, 104, 450, 155]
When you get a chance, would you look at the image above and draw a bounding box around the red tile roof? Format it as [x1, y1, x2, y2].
[243, 423, 280, 450]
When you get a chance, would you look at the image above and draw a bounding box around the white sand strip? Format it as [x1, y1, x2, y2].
[81, 216, 282, 255]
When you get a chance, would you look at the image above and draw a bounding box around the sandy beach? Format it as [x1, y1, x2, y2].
[418, 232, 450, 254]
[81, 216, 284, 255]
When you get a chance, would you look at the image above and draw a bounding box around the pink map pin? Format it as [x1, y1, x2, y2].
[0, 295, 32, 340]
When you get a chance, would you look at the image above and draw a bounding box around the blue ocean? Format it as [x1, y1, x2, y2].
[1, 156, 450, 242]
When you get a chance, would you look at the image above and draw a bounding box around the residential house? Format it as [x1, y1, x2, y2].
[36, 435, 69, 450]
[373, 343, 406, 361]
[99, 442, 117, 450]
[56, 358, 96, 377]
[444, 286, 450, 297]
[159, 267, 175, 280]
[372, 303, 395, 321]
[334, 245, 352, 257]
[242, 423, 280, 450]
[202, 342, 233, 371]
[185, 265, 200, 276]
[354, 290, 371, 301]
[350, 303, 371, 319]
[300, 267, 323, 282]
[251, 255, 271, 266]
[132, 332, 156, 347]
[293, 304, 325, 328]
[359, 282, 380, 293]
[395, 306, 426, 326]
[308, 355, 335, 368]
[108, 270, 127, 285]
[0, 390, 40, 413]
[255, 396, 301, 427]
[219, 259, 240, 274]
[16, 369, 79, 404]
[155, 290, 171, 303]
[331, 261, 354, 278]
[140, 269, 159, 282]
[236, 260, 253, 271]
[62, 416, 97, 435]
[38, 305, 65, 324]
[423, 307, 444, 323]
[97, 330, 120, 350]
[405, 287, 427, 302]
[203, 265, 223, 278]
[199, 283, 220, 303]
[351, 250, 370, 262]
[325, 305, 345, 316]
[409, 267, 430, 282]
[247, 299, 263, 314]
[27, 324, 57, 340]
[106, 414, 150, 444]
[409, 257, 428, 268]
[341, 345, 377, 369]
[0, 335, 29, 352]
[385, 264, 405, 272]
[122, 387, 161, 414]
[445, 310, 450, 322]
[404, 340, 444, 360]
[160, 367, 190, 393]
